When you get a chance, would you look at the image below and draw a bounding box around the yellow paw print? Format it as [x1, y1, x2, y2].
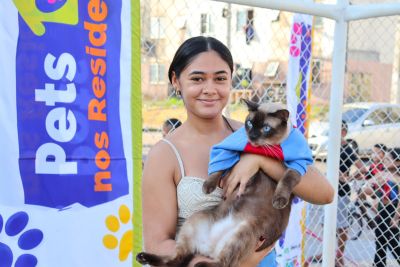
[103, 204, 133, 261]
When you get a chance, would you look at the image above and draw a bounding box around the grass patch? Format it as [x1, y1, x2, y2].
[143, 97, 184, 109]
[143, 98, 186, 129]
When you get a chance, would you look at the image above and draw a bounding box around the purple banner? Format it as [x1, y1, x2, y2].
[296, 22, 312, 134]
[15, 0, 128, 208]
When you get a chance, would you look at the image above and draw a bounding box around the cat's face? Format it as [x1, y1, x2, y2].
[242, 99, 290, 146]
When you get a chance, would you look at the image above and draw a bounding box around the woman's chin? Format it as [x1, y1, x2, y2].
[198, 110, 222, 119]
[192, 106, 223, 119]
[202, 113, 220, 119]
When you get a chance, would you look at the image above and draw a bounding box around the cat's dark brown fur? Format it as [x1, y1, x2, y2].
[242, 99, 302, 209]
[136, 99, 300, 267]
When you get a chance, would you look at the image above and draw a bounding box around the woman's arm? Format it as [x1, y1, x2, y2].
[223, 154, 334, 204]
[142, 141, 261, 267]
[290, 165, 334, 204]
[141, 142, 179, 255]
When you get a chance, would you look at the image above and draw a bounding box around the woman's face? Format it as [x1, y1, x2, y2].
[172, 50, 231, 119]
[372, 147, 385, 162]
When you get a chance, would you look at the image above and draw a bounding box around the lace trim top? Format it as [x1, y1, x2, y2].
[161, 139, 223, 228]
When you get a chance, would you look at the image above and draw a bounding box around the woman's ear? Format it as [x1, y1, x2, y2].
[171, 72, 182, 95]
[171, 71, 179, 89]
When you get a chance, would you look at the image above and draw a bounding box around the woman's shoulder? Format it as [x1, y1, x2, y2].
[142, 139, 182, 185]
[144, 139, 179, 171]
[147, 139, 175, 161]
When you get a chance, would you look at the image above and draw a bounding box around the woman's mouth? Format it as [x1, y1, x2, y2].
[198, 99, 219, 104]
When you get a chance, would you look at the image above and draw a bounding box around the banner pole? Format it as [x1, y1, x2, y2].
[131, 0, 142, 266]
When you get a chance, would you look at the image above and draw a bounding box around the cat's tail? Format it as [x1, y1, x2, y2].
[136, 251, 194, 267]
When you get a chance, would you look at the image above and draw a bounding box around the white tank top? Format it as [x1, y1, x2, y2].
[162, 139, 223, 228]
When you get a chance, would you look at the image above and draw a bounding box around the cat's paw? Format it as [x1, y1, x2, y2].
[202, 182, 217, 194]
[272, 195, 289, 209]
[136, 252, 150, 264]
[136, 252, 165, 265]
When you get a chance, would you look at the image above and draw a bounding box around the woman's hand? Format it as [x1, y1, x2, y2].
[222, 153, 334, 204]
[221, 153, 262, 197]
[339, 173, 349, 183]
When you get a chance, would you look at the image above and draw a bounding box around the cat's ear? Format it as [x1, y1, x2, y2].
[274, 109, 290, 122]
[241, 98, 259, 112]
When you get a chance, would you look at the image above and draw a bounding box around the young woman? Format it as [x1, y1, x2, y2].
[141, 36, 334, 267]
[360, 144, 400, 267]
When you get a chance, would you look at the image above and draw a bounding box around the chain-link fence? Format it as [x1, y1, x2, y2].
[140, 0, 400, 266]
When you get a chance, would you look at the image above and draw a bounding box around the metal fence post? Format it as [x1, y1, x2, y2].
[322, 1, 348, 266]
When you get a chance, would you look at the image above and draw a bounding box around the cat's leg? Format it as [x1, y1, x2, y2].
[136, 225, 199, 267]
[272, 169, 301, 209]
[194, 262, 221, 267]
[136, 252, 168, 266]
[136, 250, 194, 267]
[257, 205, 291, 252]
[214, 223, 256, 267]
[166, 211, 215, 266]
[203, 170, 225, 194]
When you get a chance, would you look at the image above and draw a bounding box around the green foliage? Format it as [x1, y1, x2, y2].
[143, 97, 184, 109]
[310, 104, 329, 121]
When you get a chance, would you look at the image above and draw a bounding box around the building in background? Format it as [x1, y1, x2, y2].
[140, 0, 400, 105]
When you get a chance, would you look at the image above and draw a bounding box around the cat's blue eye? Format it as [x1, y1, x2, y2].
[262, 125, 271, 134]
[246, 120, 253, 129]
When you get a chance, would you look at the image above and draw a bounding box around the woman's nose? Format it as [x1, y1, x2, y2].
[203, 80, 217, 94]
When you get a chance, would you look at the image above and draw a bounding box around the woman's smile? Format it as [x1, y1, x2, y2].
[197, 98, 222, 108]
[198, 98, 220, 103]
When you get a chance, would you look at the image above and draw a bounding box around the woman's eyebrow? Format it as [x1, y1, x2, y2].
[188, 70, 228, 75]
[188, 71, 205, 75]
[215, 70, 228, 75]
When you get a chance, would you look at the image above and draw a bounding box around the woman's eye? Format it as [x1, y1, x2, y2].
[246, 120, 253, 129]
[262, 125, 271, 134]
[191, 77, 203, 82]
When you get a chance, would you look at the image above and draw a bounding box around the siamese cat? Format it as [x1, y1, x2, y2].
[136, 99, 304, 267]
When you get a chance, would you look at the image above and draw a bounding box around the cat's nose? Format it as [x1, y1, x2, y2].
[249, 134, 258, 142]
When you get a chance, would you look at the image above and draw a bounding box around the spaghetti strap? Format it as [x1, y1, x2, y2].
[161, 139, 185, 178]
[223, 115, 235, 132]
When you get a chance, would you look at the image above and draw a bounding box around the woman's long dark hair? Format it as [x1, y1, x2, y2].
[168, 36, 233, 83]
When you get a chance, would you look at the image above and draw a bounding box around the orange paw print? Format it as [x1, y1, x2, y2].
[103, 205, 133, 261]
